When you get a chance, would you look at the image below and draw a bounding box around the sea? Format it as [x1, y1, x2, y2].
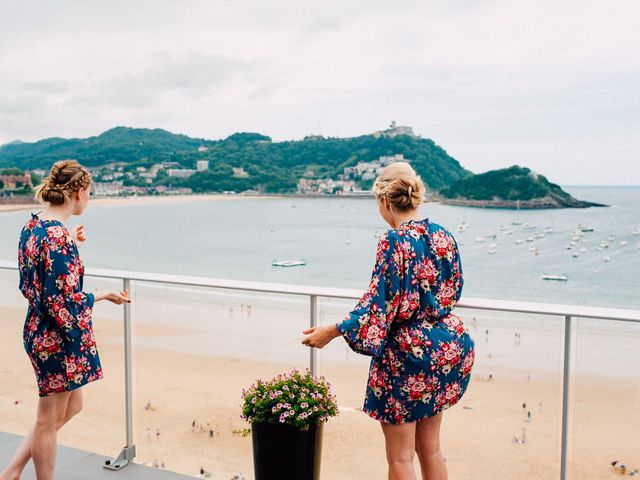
[1, 186, 638, 309]
[1, 187, 639, 379]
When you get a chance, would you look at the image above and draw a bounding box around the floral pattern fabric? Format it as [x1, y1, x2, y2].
[18, 214, 102, 396]
[337, 219, 474, 424]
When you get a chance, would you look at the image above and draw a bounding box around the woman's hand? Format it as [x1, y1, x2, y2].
[302, 324, 341, 349]
[94, 290, 131, 305]
[72, 225, 87, 246]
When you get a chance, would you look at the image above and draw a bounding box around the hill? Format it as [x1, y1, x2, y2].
[439, 166, 604, 208]
[0, 127, 471, 192]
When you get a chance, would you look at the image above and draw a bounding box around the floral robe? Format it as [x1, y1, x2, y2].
[337, 219, 475, 423]
[18, 214, 102, 396]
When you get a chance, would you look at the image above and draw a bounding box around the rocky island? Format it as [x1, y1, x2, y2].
[439, 166, 606, 209]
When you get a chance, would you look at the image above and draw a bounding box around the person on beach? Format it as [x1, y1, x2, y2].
[0, 160, 130, 480]
[302, 162, 475, 480]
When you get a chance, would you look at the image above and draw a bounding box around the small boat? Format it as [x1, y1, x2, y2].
[580, 247, 587, 253]
[272, 259, 306, 267]
[511, 220, 523, 226]
[599, 241, 609, 249]
[487, 244, 497, 254]
[632, 227, 640, 236]
[603, 256, 611, 263]
[523, 223, 537, 229]
[526, 237, 534, 243]
[458, 222, 469, 232]
[543, 227, 554, 234]
[572, 252, 579, 258]
[528, 245, 538, 252]
[474, 237, 485, 243]
[620, 240, 628, 246]
[534, 232, 545, 239]
[542, 274, 568, 281]
[578, 224, 594, 232]
[515, 239, 524, 245]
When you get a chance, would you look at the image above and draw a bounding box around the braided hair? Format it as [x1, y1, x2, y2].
[372, 162, 425, 211]
[34, 160, 92, 205]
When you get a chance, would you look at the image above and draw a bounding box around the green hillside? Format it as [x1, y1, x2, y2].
[0, 127, 471, 192]
[440, 166, 603, 208]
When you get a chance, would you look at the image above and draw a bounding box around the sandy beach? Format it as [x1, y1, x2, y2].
[0, 194, 280, 213]
[1, 298, 639, 480]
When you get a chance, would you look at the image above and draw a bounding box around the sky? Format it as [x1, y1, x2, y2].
[1, 1, 639, 185]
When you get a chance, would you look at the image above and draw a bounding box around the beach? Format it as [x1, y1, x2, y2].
[0, 194, 277, 213]
[1, 299, 639, 479]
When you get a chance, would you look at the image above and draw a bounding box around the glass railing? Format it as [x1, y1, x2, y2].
[1, 260, 639, 480]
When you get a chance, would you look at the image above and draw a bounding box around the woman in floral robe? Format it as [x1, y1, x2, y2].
[1, 160, 130, 480]
[303, 162, 474, 480]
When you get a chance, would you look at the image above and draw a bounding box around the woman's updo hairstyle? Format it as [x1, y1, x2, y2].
[34, 160, 91, 206]
[372, 161, 425, 211]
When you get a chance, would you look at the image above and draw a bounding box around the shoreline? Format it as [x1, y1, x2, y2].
[0, 192, 612, 214]
[0, 193, 287, 213]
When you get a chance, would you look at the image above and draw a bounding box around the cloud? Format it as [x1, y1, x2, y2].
[0, 0, 638, 183]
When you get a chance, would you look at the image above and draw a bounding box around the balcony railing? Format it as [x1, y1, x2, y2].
[1, 259, 639, 480]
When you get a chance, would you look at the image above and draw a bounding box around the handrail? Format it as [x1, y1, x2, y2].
[2, 260, 639, 322]
[2, 258, 639, 480]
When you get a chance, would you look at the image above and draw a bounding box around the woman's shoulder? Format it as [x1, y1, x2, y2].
[26, 216, 74, 250]
[426, 220, 452, 235]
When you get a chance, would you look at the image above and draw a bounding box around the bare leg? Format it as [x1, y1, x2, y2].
[381, 421, 417, 480]
[0, 390, 82, 480]
[415, 412, 447, 480]
[0, 429, 34, 480]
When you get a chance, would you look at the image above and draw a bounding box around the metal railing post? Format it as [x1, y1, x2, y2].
[104, 278, 136, 470]
[310, 295, 318, 376]
[560, 315, 572, 480]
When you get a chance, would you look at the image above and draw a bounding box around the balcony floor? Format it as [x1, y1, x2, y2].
[0, 432, 194, 479]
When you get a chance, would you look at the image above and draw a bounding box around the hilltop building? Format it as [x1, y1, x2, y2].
[373, 121, 418, 139]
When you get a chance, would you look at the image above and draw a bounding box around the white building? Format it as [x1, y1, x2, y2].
[167, 169, 196, 178]
[92, 181, 124, 196]
[196, 160, 209, 172]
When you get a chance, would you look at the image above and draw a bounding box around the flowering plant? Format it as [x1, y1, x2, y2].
[241, 369, 339, 429]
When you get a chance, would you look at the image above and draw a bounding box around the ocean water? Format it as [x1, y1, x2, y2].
[1, 186, 639, 381]
[1, 186, 639, 309]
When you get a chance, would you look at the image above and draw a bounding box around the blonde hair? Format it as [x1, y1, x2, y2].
[34, 160, 91, 206]
[372, 161, 425, 211]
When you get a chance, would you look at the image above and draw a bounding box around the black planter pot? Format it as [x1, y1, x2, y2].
[252, 421, 324, 480]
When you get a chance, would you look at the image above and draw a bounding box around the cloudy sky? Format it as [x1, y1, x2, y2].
[1, 1, 639, 185]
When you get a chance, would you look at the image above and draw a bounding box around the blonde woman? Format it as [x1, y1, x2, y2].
[303, 162, 475, 480]
[1, 160, 130, 480]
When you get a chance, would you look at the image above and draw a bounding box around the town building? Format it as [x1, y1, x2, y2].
[197, 160, 209, 172]
[167, 169, 196, 178]
[0, 172, 32, 189]
[92, 181, 124, 196]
